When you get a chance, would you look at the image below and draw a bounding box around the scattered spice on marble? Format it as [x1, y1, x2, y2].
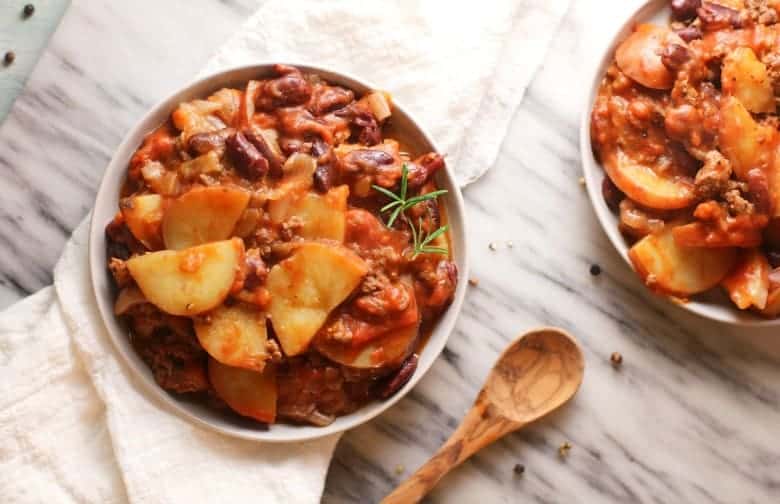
[610, 352, 623, 367]
[558, 441, 572, 458]
[578, 176, 586, 186]
[469, 277, 479, 287]
[513, 463, 525, 475]
[589, 264, 601, 276]
[4, 51, 15, 66]
[506, 240, 514, 249]
[23, 4, 35, 18]
[394, 464, 405, 475]
[488, 242, 498, 251]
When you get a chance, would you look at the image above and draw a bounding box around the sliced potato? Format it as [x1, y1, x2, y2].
[604, 149, 695, 210]
[194, 304, 268, 371]
[208, 359, 276, 423]
[722, 47, 775, 114]
[615, 24, 681, 90]
[268, 185, 349, 242]
[127, 238, 243, 316]
[267, 242, 368, 356]
[719, 96, 775, 180]
[162, 186, 250, 250]
[120, 194, 165, 249]
[759, 287, 780, 317]
[629, 224, 738, 297]
[672, 221, 763, 248]
[722, 249, 770, 310]
[178, 151, 223, 180]
[316, 322, 418, 375]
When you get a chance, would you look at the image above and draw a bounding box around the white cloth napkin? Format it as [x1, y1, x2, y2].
[0, 1, 571, 502]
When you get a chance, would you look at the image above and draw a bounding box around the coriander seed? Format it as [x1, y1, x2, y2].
[468, 278, 479, 287]
[558, 441, 572, 458]
[4, 51, 15, 66]
[23, 4, 35, 18]
[611, 352, 623, 367]
[589, 264, 601, 276]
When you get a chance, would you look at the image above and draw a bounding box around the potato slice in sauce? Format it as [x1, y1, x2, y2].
[208, 359, 277, 423]
[721, 249, 770, 310]
[162, 186, 250, 250]
[268, 185, 349, 242]
[121, 194, 165, 250]
[722, 47, 775, 115]
[604, 149, 695, 210]
[629, 225, 737, 297]
[267, 242, 368, 356]
[195, 304, 268, 372]
[127, 238, 243, 316]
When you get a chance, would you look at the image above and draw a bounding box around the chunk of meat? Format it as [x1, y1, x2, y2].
[413, 259, 458, 321]
[109, 258, 132, 288]
[697, 2, 742, 31]
[694, 150, 733, 200]
[187, 128, 235, 157]
[406, 153, 445, 189]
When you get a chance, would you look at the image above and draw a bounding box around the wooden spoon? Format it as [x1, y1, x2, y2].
[382, 327, 585, 504]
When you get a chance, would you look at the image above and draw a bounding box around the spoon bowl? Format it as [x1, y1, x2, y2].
[382, 327, 584, 504]
[487, 328, 584, 423]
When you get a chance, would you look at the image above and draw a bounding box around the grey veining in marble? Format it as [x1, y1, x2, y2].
[2, 0, 780, 503]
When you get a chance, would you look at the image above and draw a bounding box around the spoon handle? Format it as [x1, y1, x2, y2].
[381, 393, 520, 504]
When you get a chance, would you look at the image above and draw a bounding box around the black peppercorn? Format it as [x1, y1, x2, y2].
[23, 4, 35, 18]
[589, 264, 601, 276]
[513, 463, 525, 475]
[4, 51, 16, 66]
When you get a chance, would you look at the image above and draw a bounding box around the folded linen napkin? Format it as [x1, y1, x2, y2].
[0, 0, 571, 502]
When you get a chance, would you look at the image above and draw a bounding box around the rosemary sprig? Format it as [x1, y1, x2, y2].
[372, 163, 449, 258]
[372, 164, 448, 227]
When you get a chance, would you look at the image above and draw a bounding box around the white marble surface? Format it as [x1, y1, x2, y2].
[2, 0, 780, 502]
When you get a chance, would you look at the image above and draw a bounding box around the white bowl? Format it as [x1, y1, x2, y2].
[89, 63, 469, 442]
[580, 0, 780, 326]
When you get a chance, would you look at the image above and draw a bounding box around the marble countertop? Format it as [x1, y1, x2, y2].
[2, 0, 780, 502]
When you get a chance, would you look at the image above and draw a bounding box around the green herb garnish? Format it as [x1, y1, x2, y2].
[372, 164, 448, 227]
[372, 163, 449, 258]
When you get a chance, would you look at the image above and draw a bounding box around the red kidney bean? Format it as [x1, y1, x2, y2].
[766, 251, 780, 269]
[671, 0, 701, 20]
[407, 153, 445, 188]
[339, 149, 394, 174]
[313, 164, 335, 193]
[226, 131, 268, 180]
[661, 43, 691, 71]
[258, 65, 312, 109]
[309, 85, 355, 116]
[675, 25, 703, 42]
[187, 128, 235, 157]
[336, 105, 381, 145]
[747, 168, 772, 215]
[379, 354, 419, 399]
[602, 176, 624, 213]
[245, 130, 283, 177]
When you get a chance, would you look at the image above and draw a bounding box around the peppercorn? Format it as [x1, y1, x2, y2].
[589, 264, 601, 276]
[4, 51, 15, 66]
[23, 4, 35, 18]
[611, 352, 623, 367]
[513, 463, 525, 475]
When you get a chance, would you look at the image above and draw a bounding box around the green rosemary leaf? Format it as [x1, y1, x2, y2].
[420, 224, 449, 246]
[400, 164, 409, 200]
[380, 200, 404, 212]
[372, 184, 401, 201]
[387, 205, 404, 227]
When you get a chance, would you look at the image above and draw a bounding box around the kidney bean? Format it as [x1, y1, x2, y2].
[245, 130, 283, 176]
[226, 131, 268, 180]
[340, 149, 394, 174]
[407, 153, 445, 189]
[602, 176, 624, 213]
[697, 2, 742, 31]
[379, 354, 419, 399]
[336, 105, 381, 145]
[766, 250, 780, 269]
[309, 85, 355, 116]
[259, 65, 312, 109]
[187, 128, 235, 157]
[313, 164, 335, 193]
[675, 25, 703, 42]
[747, 168, 773, 215]
[661, 43, 691, 71]
[671, 0, 701, 20]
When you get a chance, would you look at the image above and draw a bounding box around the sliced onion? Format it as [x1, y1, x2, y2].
[114, 285, 148, 315]
[362, 91, 392, 122]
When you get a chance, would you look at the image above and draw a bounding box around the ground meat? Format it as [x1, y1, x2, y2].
[724, 184, 755, 216]
[745, 0, 779, 25]
[105, 213, 145, 260]
[763, 52, 780, 95]
[279, 216, 304, 241]
[354, 275, 411, 317]
[108, 258, 132, 288]
[694, 150, 733, 200]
